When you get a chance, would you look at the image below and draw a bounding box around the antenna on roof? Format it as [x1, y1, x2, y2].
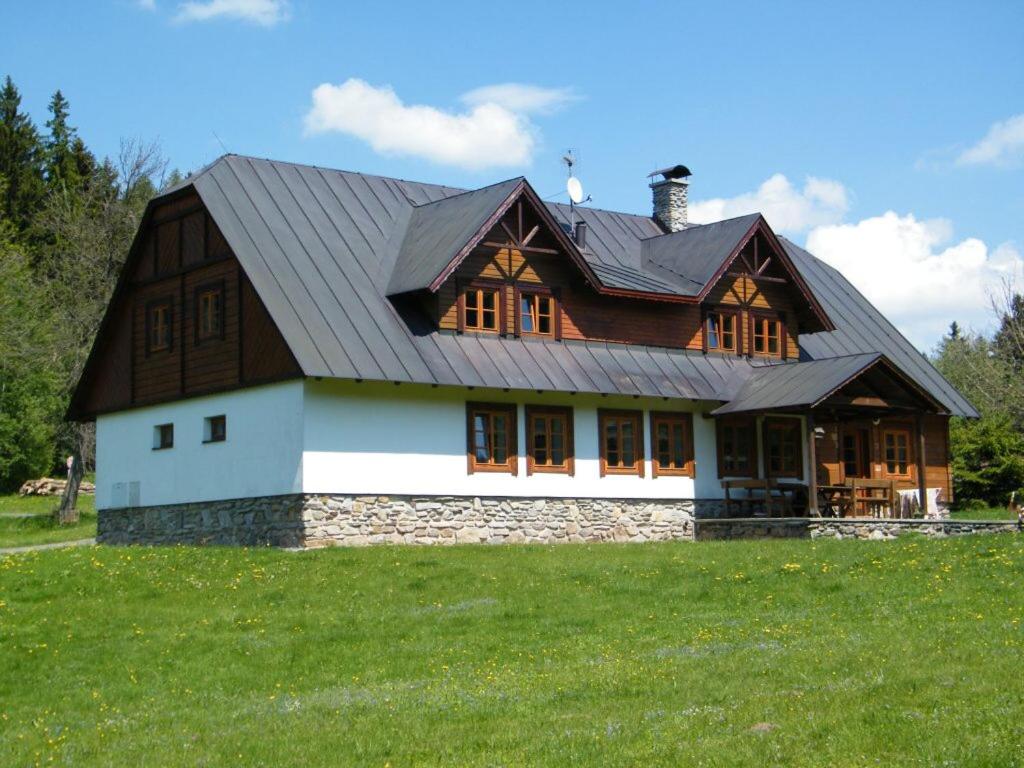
[212, 130, 230, 155]
[562, 149, 591, 230]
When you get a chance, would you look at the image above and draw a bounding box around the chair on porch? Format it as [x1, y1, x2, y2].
[848, 478, 897, 518]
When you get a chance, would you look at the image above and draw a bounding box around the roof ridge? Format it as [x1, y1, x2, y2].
[409, 176, 523, 208]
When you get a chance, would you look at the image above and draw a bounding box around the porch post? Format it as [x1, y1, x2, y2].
[807, 412, 819, 516]
[916, 414, 928, 518]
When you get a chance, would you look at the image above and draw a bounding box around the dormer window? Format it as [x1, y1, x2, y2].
[706, 310, 737, 353]
[518, 290, 556, 337]
[462, 285, 501, 333]
[751, 314, 782, 357]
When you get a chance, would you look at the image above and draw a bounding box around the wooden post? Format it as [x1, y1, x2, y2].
[807, 412, 819, 517]
[916, 414, 928, 518]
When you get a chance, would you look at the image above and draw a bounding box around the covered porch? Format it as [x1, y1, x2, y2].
[712, 353, 951, 519]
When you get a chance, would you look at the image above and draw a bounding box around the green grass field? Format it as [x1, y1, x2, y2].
[0, 494, 96, 548]
[1, 536, 1022, 766]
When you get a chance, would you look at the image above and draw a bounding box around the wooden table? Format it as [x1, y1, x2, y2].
[816, 485, 854, 517]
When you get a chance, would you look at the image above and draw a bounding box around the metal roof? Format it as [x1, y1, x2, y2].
[387, 177, 523, 296]
[641, 213, 761, 294]
[711, 353, 882, 415]
[173, 154, 975, 416]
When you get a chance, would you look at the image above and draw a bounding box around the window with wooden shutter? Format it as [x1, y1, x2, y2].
[526, 405, 573, 474]
[466, 403, 517, 473]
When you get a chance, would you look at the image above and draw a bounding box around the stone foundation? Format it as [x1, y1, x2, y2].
[99, 494, 728, 547]
[96, 494, 1021, 547]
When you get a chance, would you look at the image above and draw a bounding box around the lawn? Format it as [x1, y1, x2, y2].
[950, 505, 1019, 521]
[1, 537, 1022, 766]
[0, 493, 96, 548]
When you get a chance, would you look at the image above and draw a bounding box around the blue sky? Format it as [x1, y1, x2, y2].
[3, 0, 1022, 349]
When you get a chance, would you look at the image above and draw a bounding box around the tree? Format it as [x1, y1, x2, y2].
[993, 284, 1024, 373]
[0, 220, 60, 491]
[38, 139, 166, 521]
[0, 76, 45, 236]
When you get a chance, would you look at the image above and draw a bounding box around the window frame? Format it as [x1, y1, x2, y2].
[514, 285, 560, 339]
[525, 405, 574, 475]
[649, 411, 695, 478]
[194, 280, 226, 345]
[703, 308, 739, 354]
[762, 416, 803, 479]
[457, 279, 505, 335]
[145, 297, 174, 356]
[153, 423, 174, 451]
[203, 414, 227, 444]
[598, 409, 645, 477]
[881, 427, 913, 478]
[840, 426, 870, 480]
[716, 416, 758, 478]
[466, 402, 518, 474]
[749, 311, 785, 359]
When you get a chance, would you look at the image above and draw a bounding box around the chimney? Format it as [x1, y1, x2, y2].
[573, 220, 587, 249]
[648, 164, 691, 233]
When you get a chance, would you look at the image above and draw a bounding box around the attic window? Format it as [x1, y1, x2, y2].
[146, 299, 173, 355]
[519, 291, 555, 337]
[461, 284, 502, 333]
[195, 283, 224, 343]
[706, 310, 737, 353]
[751, 315, 782, 357]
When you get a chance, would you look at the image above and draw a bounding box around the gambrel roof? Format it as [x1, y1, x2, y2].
[85, 154, 976, 417]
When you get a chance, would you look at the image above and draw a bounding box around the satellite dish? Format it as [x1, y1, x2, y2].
[567, 176, 584, 205]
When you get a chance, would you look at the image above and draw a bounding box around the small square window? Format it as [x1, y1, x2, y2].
[204, 415, 226, 443]
[153, 423, 174, 450]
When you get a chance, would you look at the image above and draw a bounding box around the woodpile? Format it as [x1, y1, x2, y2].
[18, 477, 95, 497]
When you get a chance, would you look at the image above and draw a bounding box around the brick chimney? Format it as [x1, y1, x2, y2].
[648, 164, 691, 232]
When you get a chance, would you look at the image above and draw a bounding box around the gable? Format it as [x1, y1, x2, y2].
[69, 187, 301, 420]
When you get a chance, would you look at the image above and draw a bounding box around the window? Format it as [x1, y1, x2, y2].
[599, 410, 644, 477]
[526, 406, 573, 474]
[842, 428, 870, 478]
[717, 417, 757, 477]
[763, 418, 802, 478]
[519, 292, 555, 337]
[883, 428, 911, 477]
[153, 423, 174, 450]
[195, 283, 224, 342]
[204, 415, 226, 443]
[705, 310, 737, 353]
[147, 299, 172, 354]
[466, 403, 517, 473]
[751, 315, 782, 357]
[650, 412, 694, 477]
[462, 285, 501, 333]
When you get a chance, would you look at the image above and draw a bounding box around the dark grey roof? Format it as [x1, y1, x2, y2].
[711, 353, 882, 415]
[781, 238, 978, 418]
[387, 177, 522, 296]
[641, 213, 761, 294]
[174, 154, 974, 416]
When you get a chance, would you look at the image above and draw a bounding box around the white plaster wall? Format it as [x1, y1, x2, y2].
[95, 381, 304, 509]
[302, 380, 725, 499]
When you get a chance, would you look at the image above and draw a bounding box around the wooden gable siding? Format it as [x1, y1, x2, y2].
[702, 274, 799, 358]
[74, 192, 300, 417]
[813, 414, 952, 501]
[438, 243, 702, 349]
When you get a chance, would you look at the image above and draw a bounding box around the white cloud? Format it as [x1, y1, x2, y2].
[303, 79, 576, 170]
[956, 114, 1024, 168]
[688, 173, 849, 234]
[175, 0, 289, 26]
[460, 83, 578, 115]
[806, 212, 1023, 349]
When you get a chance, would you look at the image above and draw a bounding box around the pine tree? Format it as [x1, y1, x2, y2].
[0, 75, 45, 234]
[44, 89, 81, 191]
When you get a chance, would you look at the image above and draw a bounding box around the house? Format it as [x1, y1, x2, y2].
[69, 155, 977, 547]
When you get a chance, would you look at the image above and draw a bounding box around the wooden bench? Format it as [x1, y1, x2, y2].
[848, 478, 897, 518]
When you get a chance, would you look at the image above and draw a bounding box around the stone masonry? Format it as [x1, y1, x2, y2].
[99, 494, 722, 547]
[97, 494, 1020, 547]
